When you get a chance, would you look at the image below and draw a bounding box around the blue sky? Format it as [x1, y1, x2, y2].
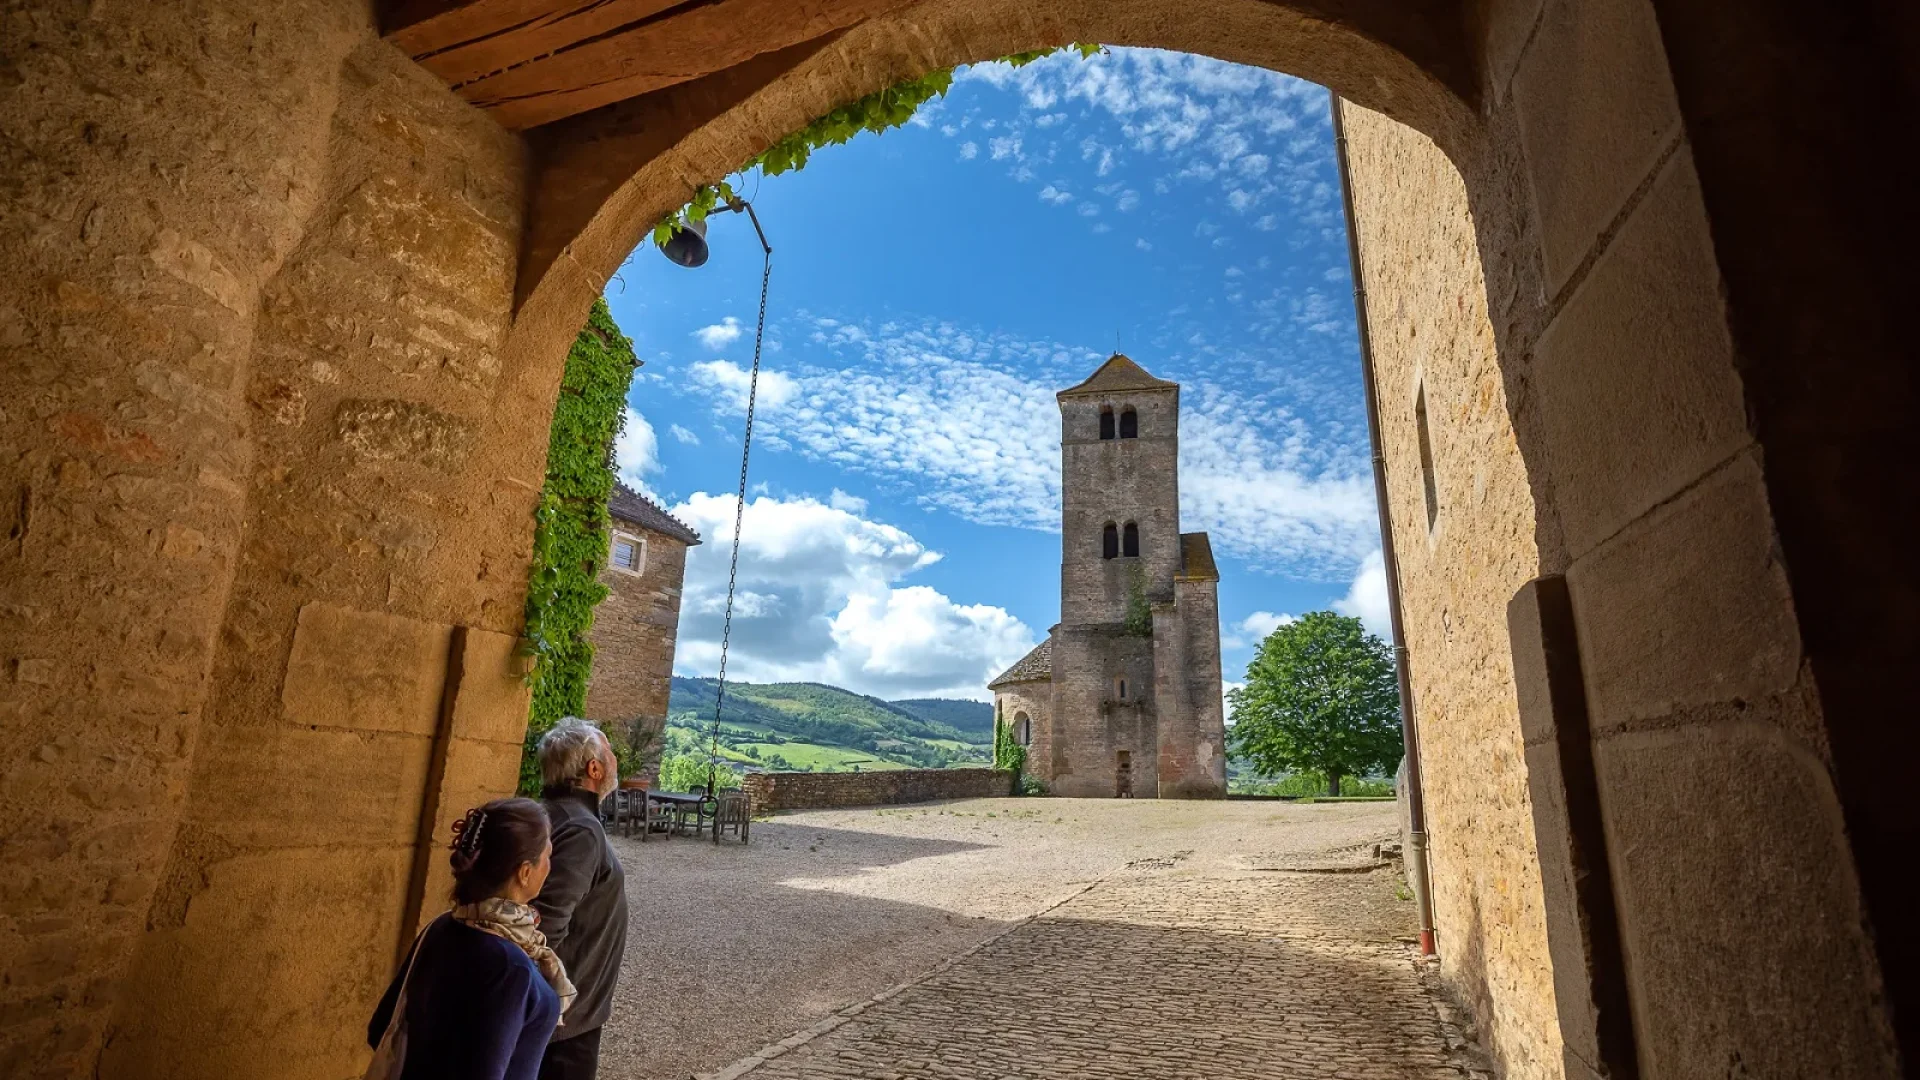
[604, 47, 1388, 702]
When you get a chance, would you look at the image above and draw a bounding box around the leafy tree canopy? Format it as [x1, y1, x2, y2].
[1226, 611, 1402, 796]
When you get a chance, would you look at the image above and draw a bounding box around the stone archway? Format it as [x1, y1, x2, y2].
[1, 1, 1909, 1077]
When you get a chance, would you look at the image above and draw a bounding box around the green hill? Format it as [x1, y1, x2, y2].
[664, 678, 991, 773]
[888, 698, 995, 739]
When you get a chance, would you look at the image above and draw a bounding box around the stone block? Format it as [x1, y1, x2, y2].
[1474, 0, 1545, 102]
[1566, 451, 1799, 730]
[99, 846, 415, 1080]
[283, 602, 453, 737]
[438, 736, 523, 803]
[450, 628, 534, 746]
[1595, 722, 1894, 1078]
[1532, 150, 1749, 558]
[189, 723, 434, 849]
[1514, 0, 1681, 292]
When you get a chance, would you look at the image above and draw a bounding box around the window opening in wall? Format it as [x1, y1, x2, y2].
[1119, 407, 1138, 438]
[1103, 522, 1119, 559]
[1115, 676, 1128, 701]
[1122, 522, 1140, 557]
[1099, 407, 1116, 440]
[1415, 384, 1438, 531]
[611, 532, 646, 574]
[1013, 713, 1031, 746]
[1115, 750, 1133, 798]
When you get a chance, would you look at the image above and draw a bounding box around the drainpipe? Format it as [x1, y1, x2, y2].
[1330, 92, 1438, 958]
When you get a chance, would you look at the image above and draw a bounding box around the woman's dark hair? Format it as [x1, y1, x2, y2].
[448, 797, 549, 904]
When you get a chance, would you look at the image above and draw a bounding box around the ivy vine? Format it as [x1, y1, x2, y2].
[518, 298, 641, 794]
[652, 44, 1104, 247]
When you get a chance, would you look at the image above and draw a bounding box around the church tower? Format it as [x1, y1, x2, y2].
[1058, 354, 1182, 626]
[996, 353, 1225, 799]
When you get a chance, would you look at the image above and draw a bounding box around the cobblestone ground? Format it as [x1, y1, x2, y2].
[599, 799, 1488, 1080]
[695, 859, 1484, 1080]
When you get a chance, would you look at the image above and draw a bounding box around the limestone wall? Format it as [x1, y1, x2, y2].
[1343, 103, 1557, 1078]
[0, 3, 551, 1075]
[742, 768, 1016, 813]
[584, 527, 692, 766]
[992, 682, 1053, 780]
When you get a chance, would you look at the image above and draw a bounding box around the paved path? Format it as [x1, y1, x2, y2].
[599, 798, 1487, 1080]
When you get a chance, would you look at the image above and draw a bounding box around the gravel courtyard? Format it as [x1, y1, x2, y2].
[599, 798, 1486, 1080]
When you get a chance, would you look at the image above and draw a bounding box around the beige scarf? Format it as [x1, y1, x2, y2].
[452, 898, 578, 1019]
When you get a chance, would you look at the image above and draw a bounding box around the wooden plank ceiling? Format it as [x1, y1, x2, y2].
[383, 0, 918, 131]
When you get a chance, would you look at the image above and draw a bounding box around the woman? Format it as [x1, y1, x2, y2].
[368, 798, 575, 1080]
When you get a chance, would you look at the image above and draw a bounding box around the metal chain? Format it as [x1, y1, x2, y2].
[708, 242, 771, 795]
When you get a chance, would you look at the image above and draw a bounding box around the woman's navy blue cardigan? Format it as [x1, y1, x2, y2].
[368, 915, 561, 1080]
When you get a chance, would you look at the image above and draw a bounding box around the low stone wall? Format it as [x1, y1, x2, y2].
[743, 768, 1014, 812]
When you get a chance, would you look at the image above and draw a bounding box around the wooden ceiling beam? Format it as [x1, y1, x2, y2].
[442, 0, 919, 130]
[386, 0, 697, 86]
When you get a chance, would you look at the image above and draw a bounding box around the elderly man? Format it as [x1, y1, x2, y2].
[532, 717, 628, 1080]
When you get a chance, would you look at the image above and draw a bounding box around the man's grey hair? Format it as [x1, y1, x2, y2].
[538, 717, 607, 789]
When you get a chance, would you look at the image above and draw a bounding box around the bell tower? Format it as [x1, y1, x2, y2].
[1057, 354, 1182, 626]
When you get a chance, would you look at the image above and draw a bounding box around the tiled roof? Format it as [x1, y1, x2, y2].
[1057, 353, 1179, 399]
[1176, 532, 1219, 582]
[988, 636, 1053, 689]
[608, 483, 702, 546]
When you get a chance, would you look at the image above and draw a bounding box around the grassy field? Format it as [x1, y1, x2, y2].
[736, 742, 912, 771]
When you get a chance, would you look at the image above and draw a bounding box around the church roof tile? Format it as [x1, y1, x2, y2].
[1056, 353, 1179, 399]
[1176, 532, 1219, 582]
[988, 636, 1054, 689]
[608, 482, 702, 546]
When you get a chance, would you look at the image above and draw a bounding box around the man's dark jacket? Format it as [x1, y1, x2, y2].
[535, 786, 628, 1040]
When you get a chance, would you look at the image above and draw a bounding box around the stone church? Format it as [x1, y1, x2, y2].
[990, 355, 1227, 798]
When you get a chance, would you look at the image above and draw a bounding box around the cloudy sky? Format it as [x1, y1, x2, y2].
[605, 47, 1389, 702]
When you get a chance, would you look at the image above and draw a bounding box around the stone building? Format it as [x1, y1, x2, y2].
[583, 483, 700, 765]
[990, 356, 1227, 799]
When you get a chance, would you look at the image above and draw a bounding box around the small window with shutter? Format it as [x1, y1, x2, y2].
[610, 531, 646, 575]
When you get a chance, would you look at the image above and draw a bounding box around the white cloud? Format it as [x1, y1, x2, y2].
[959, 140, 978, 160]
[1038, 184, 1073, 205]
[694, 316, 743, 350]
[1333, 549, 1392, 639]
[678, 317, 1379, 576]
[669, 423, 701, 445]
[669, 492, 1035, 699]
[690, 359, 798, 411]
[1220, 610, 1297, 650]
[1135, 238, 1153, 251]
[615, 408, 661, 491]
[989, 135, 1022, 161]
[828, 488, 868, 514]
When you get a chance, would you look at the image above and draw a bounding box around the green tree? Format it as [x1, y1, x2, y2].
[1227, 611, 1402, 796]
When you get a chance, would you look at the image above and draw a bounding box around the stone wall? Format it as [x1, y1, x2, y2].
[1342, 103, 1558, 1078]
[742, 769, 1016, 813]
[0, 4, 551, 1075]
[992, 682, 1052, 776]
[1058, 386, 1180, 626]
[584, 526, 692, 768]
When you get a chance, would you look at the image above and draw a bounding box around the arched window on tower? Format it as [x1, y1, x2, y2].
[1099, 407, 1116, 440]
[1119, 407, 1138, 439]
[1102, 522, 1119, 559]
[1122, 522, 1140, 557]
[1013, 713, 1031, 746]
